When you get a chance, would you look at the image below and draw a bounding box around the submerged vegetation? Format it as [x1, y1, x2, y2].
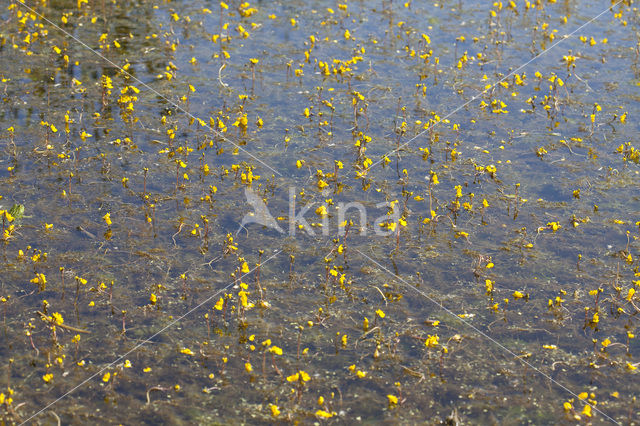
[1, 0, 640, 423]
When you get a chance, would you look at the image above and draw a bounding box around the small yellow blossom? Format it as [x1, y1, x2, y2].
[425, 334, 439, 348]
[269, 404, 280, 417]
[316, 410, 334, 418]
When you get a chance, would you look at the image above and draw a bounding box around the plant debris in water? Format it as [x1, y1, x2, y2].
[1, 0, 640, 423]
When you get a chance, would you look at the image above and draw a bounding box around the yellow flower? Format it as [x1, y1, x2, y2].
[425, 334, 439, 348]
[430, 172, 439, 185]
[315, 410, 334, 418]
[51, 312, 64, 326]
[244, 362, 253, 373]
[30, 273, 47, 289]
[102, 372, 110, 383]
[214, 297, 224, 310]
[375, 309, 385, 318]
[485, 279, 494, 293]
[287, 370, 310, 382]
[269, 346, 283, 355]
[180, 348, 195, 356]
[102, 213, 112, 226]
[627, 288, 636, 301]
[42, 373, 53, 383]
[546, 221, 560, 232]
[387, 394, 398, 406]
[269, 404, 280, 417]
[315, 205, 328, 217]
[238, 290, 249, 308]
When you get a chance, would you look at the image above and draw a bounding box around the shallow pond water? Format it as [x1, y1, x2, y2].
[1, 0, 640, 424]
